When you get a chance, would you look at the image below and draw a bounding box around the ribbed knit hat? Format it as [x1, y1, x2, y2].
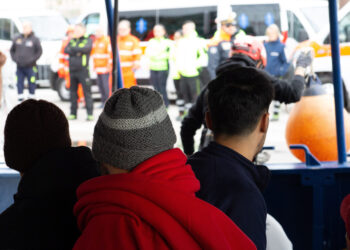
[92, 86, 176, 170]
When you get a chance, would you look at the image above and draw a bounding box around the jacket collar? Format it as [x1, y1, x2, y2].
[206, 142, 270, 191]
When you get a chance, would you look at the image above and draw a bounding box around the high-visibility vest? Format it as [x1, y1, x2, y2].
[117, 34, 141, 88]
[91, 35, 112, 74]
[175, 33, 208, 78]
[145, 37, 172, 71]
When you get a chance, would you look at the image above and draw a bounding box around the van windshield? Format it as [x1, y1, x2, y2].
[300, 6, 329, 33]
[20, 16, 68, 41]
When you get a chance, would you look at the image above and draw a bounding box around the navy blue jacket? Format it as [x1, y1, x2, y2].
[188, 142, 270, 250]
[264, 39, 290, 77]
[10, 32, 42, 68]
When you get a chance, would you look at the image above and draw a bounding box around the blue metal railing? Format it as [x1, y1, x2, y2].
[328, 0, 347, 164]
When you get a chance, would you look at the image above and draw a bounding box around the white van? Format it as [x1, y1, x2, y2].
[0, 10, 68, 87]
[73, 0, 327, 99]
[294, 2, 350, 111]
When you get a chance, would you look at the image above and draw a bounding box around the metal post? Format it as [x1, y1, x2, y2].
[105, 0, 121, 92]
[328, 0, 347, 163]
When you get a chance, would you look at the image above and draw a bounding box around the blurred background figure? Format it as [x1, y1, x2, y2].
[64, 23, 93, 121]
[146, 24, 172, 107]
[117, 20, 141, 88]
[264, 24, 291, 121]
[58, 25, 85, 106]
[91, 26, 112, 108]
[0, 51, 6, 109]
[10, 21, 42, 101]
[175, 21, 207, 114]
[208, 11, 245, 80]
[170, 30, 185, 119]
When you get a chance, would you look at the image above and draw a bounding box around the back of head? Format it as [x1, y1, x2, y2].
[92, 86, 176, 171]
[4, 100, 71, 173]
[208, 67, 274, 137]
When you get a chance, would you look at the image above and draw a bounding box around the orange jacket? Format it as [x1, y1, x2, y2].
[117, 34, 141, 88]
[58, 38, 70, 78]
[91, 35, 112, 74]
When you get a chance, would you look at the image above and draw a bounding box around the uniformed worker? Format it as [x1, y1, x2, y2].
[10, 21, 42, 101]
[64, 23, 94, 121]
[207, 12, 245, 80]
[145, 24, 172, 107]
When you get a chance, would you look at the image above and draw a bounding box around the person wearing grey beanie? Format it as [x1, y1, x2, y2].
[92, 86, 177, 171]
[73, 86, 255, 250]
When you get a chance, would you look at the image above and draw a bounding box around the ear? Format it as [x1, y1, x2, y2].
[259, 112, 269, 133]
[205, 111, 213, 130]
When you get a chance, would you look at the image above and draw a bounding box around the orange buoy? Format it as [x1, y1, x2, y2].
[286, 90, 350, 162]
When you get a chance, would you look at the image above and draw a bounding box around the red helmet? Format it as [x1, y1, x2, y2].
[232, 36, 267, 68]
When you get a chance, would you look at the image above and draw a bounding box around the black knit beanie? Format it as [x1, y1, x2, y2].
[92, 86, 176, 170]
[4, 99, 72, 173]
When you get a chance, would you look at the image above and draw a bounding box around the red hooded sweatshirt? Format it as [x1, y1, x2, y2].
[73, 148, 256, 250]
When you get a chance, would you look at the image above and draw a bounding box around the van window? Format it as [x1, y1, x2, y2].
[338, 12, 350, 43]
[0, 18, 17, 40]
[300, 6, 329, 34]
[82, 13, 100, 35]
[231, 4, 280, 36]
[20, 16, 68, 41]
[159, 6, 216, 39]
[119, 10, 157, 41]
[324, 12, 350, 44]
[287, 11, 309, 42]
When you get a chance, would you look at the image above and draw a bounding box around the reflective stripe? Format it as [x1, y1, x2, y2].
[133, 49, 142, 54]
[33, 66, 38, 73]
[120, 62, 133, 67]
[78, 41, 87, 48]
[119, 50, 133, 56]
[100, 105, 168, 130]
[95, 67, 109, 73]
[30, 76, 36, 83]
[82, 55, 87, 66]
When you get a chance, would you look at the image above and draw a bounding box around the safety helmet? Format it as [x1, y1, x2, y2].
[231, 36, 267, 68]
[216, 10, 237, 26]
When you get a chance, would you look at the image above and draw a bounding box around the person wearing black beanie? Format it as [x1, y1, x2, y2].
[0, 99, 99, 250]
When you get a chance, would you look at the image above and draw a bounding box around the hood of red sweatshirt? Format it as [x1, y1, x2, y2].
[74, 148, 256, 250]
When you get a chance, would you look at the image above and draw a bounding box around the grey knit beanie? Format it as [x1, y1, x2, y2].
[92, 86, 177, 170]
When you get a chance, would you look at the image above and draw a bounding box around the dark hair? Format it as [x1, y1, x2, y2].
[208, 66, 274, 136]
[4, 100, 71, 173]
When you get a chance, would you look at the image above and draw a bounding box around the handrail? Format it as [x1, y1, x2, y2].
[328, 0, 347, 163]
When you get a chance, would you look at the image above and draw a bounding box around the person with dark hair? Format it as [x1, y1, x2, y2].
[181, 36, 310, 156]
[188, 67, 274, 250]
[73, 86, 256, 250]
[65, 23, 94, 121]
[0, 99, 99, 250]
[146, 24, 172, 107]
